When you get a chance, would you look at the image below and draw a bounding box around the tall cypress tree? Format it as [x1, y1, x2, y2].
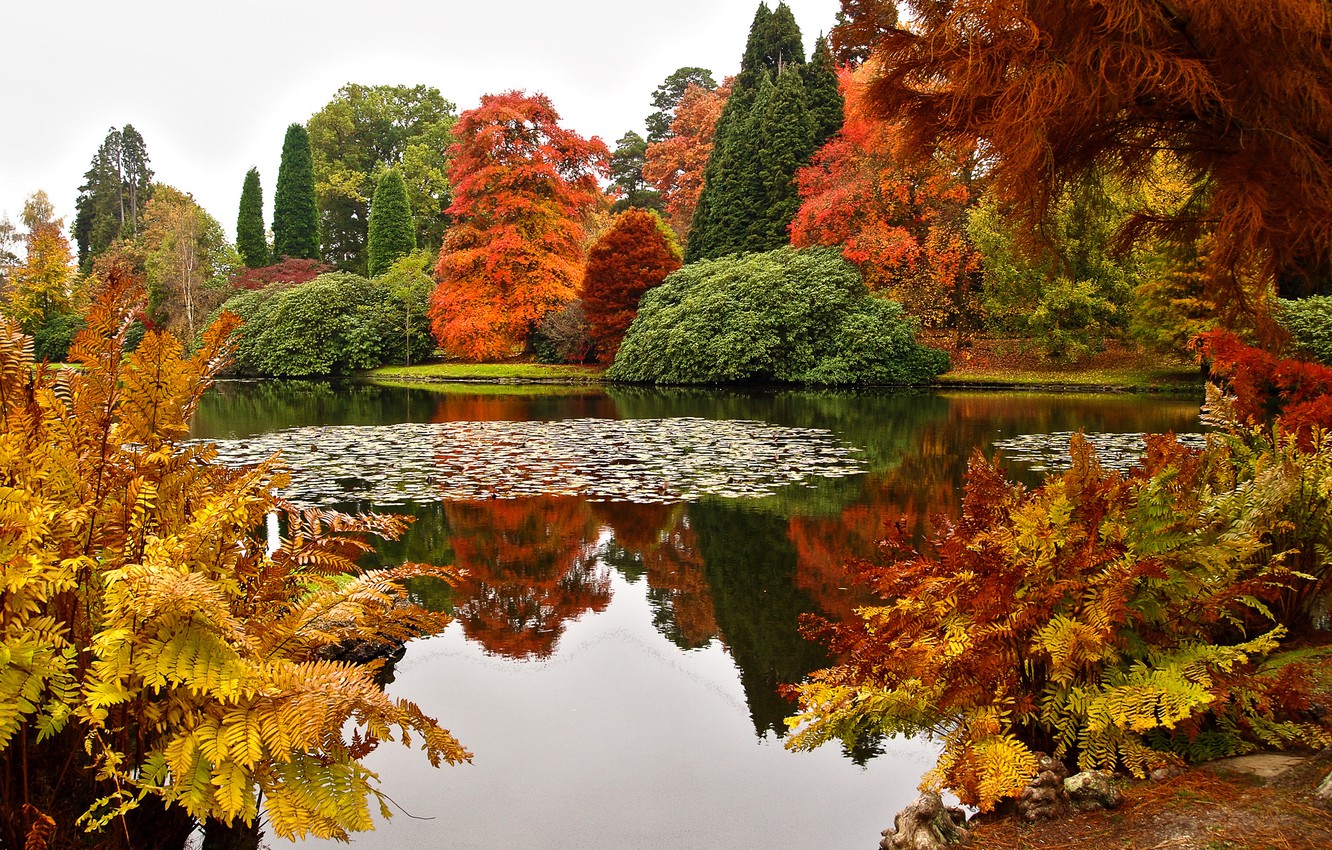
[367, 169, 416, 277]
[236, 168, 269, 268]
[272, 123, 319, 260]
[686, 2, 812, 262]
[752, 68, 815, 251]
[803, 34, 845, 150]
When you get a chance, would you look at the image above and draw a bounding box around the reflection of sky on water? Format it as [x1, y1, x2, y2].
[294, 571, 941, 850]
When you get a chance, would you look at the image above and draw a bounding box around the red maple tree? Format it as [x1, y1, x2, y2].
[790, 64, 979, 329]
[580, 209, 682, 363]
[430, 91, 609, 360]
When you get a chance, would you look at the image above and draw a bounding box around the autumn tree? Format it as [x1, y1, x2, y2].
[581, 209, 682, 362]
[272, 123, 319, 260]
[642, 81, 731, 241]
[6, 191, 81, 359]
[236, 167, 269, 268]
[790, 64, 979, 331]
[140, 185, 240, 340]
[429, 91, 609, 360]
[846, 0, 1332, 328]
[74, 125, 154, 272]
[307, 84, 456, 271]
[367, 169, 416, 277]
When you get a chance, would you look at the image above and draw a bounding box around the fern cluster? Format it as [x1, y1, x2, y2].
[786, 423, 1332, 811]
[0, 271, 468, 848]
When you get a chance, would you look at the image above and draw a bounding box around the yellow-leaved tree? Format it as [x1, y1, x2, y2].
[0, 269, 469, 850]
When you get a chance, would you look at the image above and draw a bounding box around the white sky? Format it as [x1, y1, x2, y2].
[0, 0, 841, 242]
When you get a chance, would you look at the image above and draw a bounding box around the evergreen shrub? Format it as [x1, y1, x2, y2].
[217, 271, 432, 376]
[1277, 296, 1332, 365]
[607, 246, 948, 385]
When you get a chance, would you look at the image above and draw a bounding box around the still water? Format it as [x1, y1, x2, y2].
[191, 381, 1203, 850]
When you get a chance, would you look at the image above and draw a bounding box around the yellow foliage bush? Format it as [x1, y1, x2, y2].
[0, 272, 468, 848]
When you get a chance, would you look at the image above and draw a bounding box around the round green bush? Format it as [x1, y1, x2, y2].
[217, 269, 433, 377]
[606, 246, 948, 385]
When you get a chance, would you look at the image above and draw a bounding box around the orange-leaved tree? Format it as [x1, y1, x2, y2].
[843, 0, 1332, 326]
[790, 63, 979, 330]
[430, 91, 609, 359]
[0, 269, 468, 849]
[581, 209, 682, 363]
[642, 81, 731, 243]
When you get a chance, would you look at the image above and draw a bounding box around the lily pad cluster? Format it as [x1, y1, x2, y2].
[992, 431, 1208, 473]
[201, 417, 868, 507]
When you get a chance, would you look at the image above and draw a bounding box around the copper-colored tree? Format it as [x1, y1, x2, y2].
[430, 91, 608, 359]
[849, 0, 1332, 323]
[580, 209, 682, 363]
[642, 81, 731, 242]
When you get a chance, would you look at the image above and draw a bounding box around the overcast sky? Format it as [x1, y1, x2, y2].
[1, 0, 841, 243]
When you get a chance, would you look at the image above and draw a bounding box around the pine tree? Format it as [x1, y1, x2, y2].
[236, 167, 269, 268]
[272, 123, 319, 260]
[686, 2, 812, 262]
[803, 34, 844, 150]
[73, 126, 154, 272]
[367, 169, 416, 277]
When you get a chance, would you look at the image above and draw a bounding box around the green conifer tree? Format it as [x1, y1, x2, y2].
[272, 123, 319, 260]
[367, 169, 416, 277]
[236, 167, 269, 268]
[803, 34, 845, 150]
[686, 2, 810, 262]
[751, 69, 815, 251]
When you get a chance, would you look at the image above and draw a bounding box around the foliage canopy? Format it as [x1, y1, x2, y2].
[843, 0, 1332, 322]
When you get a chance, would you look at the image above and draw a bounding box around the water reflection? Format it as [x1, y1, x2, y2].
[194, 382, 1202, 747]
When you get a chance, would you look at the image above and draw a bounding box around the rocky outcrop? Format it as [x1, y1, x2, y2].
[879, 792, 970, 849]
[1066, 770, 1124, 812]
[1017, 755, 1070, 821]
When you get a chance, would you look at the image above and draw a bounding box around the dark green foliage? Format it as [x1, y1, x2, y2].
[803, 34, 844, 149]
[29, 313, 85, 362]
[236, 168, 269, 268]
[609, 132, 662, 213]
[752, 69, 815, 250]
[367, 170, 416, 277]
[272, 124, 320, 260]
[646, 67, 718, 144]
[1277, 296, 1332, 365]
[607, 247, 949, 385]
[687, 3, 818, 262]
[218, 270, 432, 376]
[307, 84, 456, 272]
[73, 125, 154, 271]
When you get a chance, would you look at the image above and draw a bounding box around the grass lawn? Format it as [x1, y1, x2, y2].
[364, 362, 605, 382]
[936, 365, 1203, 392]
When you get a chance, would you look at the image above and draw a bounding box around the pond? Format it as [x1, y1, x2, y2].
[191, 381, 1204, 850]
